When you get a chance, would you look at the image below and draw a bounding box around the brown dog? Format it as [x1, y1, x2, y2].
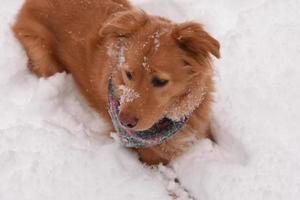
[13, 0, 220, 164]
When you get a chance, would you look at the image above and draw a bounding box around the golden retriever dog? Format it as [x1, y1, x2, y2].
[13, 0, 220, 164]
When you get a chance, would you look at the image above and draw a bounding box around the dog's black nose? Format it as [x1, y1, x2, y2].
[119, 112, 139, 128]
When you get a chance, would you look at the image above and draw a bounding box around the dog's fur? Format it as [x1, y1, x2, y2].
[13, 0, 220, 164]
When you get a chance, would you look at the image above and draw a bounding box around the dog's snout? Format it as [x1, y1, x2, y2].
[119, 112, 139, 128]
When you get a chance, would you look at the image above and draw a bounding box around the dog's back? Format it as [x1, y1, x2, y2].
[13, 0, 131, 75]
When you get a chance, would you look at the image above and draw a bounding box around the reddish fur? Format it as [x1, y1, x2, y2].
[13, 0, 220, 165]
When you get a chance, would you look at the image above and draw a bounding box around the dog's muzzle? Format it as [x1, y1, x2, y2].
[108, 78, 188, 148]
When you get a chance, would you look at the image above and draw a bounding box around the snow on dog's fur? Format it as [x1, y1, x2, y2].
[13, 0, 220, 164]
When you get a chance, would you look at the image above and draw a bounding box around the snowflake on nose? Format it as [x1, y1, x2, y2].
[118, 85, 140, 105]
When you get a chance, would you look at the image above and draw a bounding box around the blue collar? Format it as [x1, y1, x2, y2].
[108, 78, 188, 148]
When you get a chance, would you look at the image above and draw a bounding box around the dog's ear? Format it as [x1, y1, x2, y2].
[99, 9, 148, 39]
[172, 22, 220, 61]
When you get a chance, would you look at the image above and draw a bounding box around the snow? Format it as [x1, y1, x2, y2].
[152, 31, 161, 51]
[1, 0, 300, 200]
[119, 85, 140, 105]
[142, 56, 150, 71]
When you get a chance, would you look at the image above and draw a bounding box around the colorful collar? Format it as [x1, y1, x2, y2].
[108, 78, 188, 148]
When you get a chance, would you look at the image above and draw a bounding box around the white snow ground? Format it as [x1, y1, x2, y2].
[1, 0, 300, 199]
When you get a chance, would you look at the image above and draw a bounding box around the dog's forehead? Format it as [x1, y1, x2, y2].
[148, 43, 184, 72]
[122, 24, 186, 76]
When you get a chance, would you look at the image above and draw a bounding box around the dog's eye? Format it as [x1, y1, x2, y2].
[183, 60, 191, 66]
[125, 71, 133, 80]
[152, 77, 169, 87]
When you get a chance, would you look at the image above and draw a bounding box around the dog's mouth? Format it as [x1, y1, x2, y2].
[108, 78, 187, 148]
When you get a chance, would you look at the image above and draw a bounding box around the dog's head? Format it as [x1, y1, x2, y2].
[99, 10, 220, 131]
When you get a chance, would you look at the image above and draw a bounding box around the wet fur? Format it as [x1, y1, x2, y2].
[13, 0, 220, 165]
